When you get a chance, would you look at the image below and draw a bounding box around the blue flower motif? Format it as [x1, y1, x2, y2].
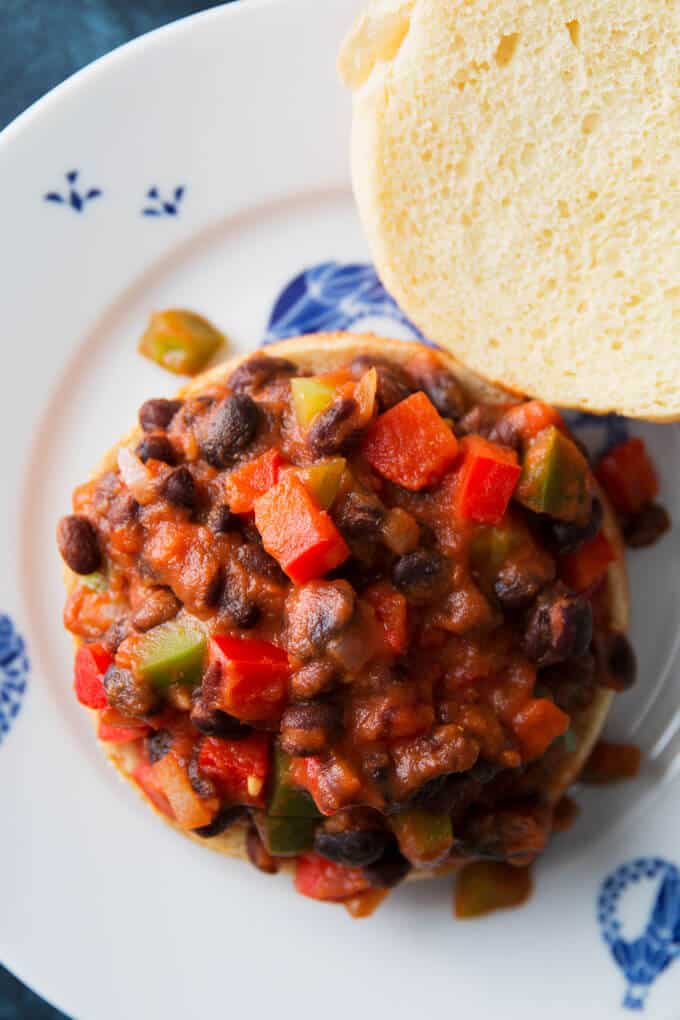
[265, 262, 424, 343]
[266, 262, 629, 453]
[598, 858, 680, 1010]
[142, 185, 185, 217]
[44, 170, 102, 213]
[0, 615, 29, 744]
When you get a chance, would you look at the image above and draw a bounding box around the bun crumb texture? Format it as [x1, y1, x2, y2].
[340, 0, 680, 420]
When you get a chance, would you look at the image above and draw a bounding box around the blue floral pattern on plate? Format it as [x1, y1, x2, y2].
[265, 261, 628, 457]
[0, 615, 28, 744]
[44, 170, 102, 213]
[142, 185, 185, 217]
[599, 858, 680, 1010]
[265, 261, 424, 343]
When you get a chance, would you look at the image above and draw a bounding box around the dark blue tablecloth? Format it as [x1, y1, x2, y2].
[0, 5, 235, 1015]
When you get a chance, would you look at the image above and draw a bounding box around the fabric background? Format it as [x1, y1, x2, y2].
[0, 3, 236, 1016]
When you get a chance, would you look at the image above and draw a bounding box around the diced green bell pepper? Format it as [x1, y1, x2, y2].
[264, 815, 319, 856]
[290, 377, 336, 429]
[264, 749, 321, 856]
[514, 426, 591, 523]
[80, 571, 109, 592]
[301, 457, 346, 510]
[138, 309, 224, 376]
[135, 618, 207, 689]
[468, 518, 525, 597]
[390, 807, 453, 866]
[469, 521, 521, 576]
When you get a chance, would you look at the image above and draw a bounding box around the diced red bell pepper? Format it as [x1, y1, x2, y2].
[511, 698, 570, 761]
[560, 530, 616, 591]
[97, 708, 151, 743]
[344, 889, 389, 918]
[223, 449, 283, 514]
[74, 643, 112, 709]
[198, 733, 270, 806]
[595, 437, 659, 515]
[582, 740, 642, 784]
[362, 391, 459, 491]
[131, 759, 174, 818]
[455, 435, 521, 524]
[499, 401, 564, 442]
[150, 752, 219, 830]
[295, 853, 371, 902]
[254, 473, 349, 584]
[363, 582, 408, 655]
[209, 635, 291, 721]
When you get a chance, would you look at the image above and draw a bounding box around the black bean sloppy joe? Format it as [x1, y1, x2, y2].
[59, 335, 638, 913]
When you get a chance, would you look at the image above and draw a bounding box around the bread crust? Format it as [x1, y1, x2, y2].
[65, 333, 629, 874]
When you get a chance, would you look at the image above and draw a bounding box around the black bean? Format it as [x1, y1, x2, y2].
[392, 549, 447, 603]
[101, 617, 130, 654]
[290, 660, 338, 701]
[145, 729, 172, 764]
[279, 701, 340, 756]
[623, 503, 671, 548]
[190, 663, 255, 737]
[246, 824, 280, 873]
[286, 581, 356, 659]
[456, 404, 503, 439]
[194, 805, 248, 839]
[281, 701, 340, 731]
[350, 355, 413, 411]
[236, 542, 285, 581]
[162, 466, 196, 508]
[549, 498, 603, 554]
[523, 583, 593, 667]
[191, 703, 253, 738]
[595, 632, 637, 691]
[57, 514, 102, 575]
[136, 434, 177, 465]
[314, 829, 390, 868]
[308, 396, 358, 456]
[131, 587, 181, 632]
[221, 565, 260, 629]
[333, 491, 384, 539]
[488, 415, 522, 451]
[207, 504, 239, 534]
[103, 665, 158, 717]
[415, 368, 465, 420]
[139, 398, 182, 432]
[108, 493, 139, 526]
[410, 772, 482, 815]
[362, 841, 411, 888]
[188, 756, 217, 799]
[540, 654, 597, 712]
[362, 750, 391, 785]
[193, 570, 219, 613]
[223, 594, 259, 630]
[228, 354, 297, 393]
[456, 801, 551, 864]
[494, 561, 551, 610]
[201, 394, 259, 468]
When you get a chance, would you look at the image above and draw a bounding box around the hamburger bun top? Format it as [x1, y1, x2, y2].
[340, 0, 680, 421]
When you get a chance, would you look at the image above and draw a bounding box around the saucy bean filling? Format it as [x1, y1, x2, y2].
[60, 348, 645, 909]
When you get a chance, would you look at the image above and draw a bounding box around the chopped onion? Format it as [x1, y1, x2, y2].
[117, 446, 156, 505]
[354, 367, 378, 426]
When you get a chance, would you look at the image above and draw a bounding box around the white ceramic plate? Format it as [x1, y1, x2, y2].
[1, 2, 679, 1018]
